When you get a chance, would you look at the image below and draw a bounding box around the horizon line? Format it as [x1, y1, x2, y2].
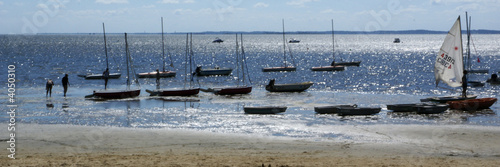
[4, 29, 500, 35]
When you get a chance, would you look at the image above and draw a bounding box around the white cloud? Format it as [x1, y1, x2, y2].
[454, 3, 480, 11]
[95, 0, 128, 4]
[286, 0, 319, 7]
[430, 0, 498, 5]
[71, 8, 129, 17]
[254, 2, 269, 8]
[399, 5, 426, 13]
[321, 9, 346, 14]
[159, 0, 179, 3]
[158, 0, 194, 4]
[173, 8, 192, 15]
[142, 5, 155, 8]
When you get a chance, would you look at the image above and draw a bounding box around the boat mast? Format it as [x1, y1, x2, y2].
[103, 23, 109, 69]
[184, 33, 188, 89]
[240, 34, 246, 86]
[464, 12, 471, 96]
[161, 17, 166, 72]
[466, 12, 471, 71]
[189, 33, 193, 88]
[331, 19, 335, 63]
[282, 19, 287, 67]
[125, 33, 130, 89]
[235, 34, 240, 87]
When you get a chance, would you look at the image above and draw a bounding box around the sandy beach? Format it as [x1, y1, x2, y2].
[1, 123, 499, 166]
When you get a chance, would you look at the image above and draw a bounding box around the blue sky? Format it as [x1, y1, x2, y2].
[1, 0, 499, 34]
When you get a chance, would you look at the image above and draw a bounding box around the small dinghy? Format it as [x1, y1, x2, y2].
[310, 65, 345, 71]
[420, 95, 477, 103]
[194, 66, 233, 76]
[336, 107, 381, 116]
[446, 98, 497, 111]
[314, 104, 357, 114]
[415, 104, 449, 114]
[387, 103, 421, 112]
[244, 106, 287, 114]
[265, 79, 313, 92]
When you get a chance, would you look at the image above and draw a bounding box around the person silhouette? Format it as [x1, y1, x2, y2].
[46, 79, 54, 97]
[103, 68, 110, 89]
[156, 69, 160, 89]
[62, 74, 69, 97]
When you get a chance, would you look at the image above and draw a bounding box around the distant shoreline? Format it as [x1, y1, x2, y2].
[6, 29, 500, 35]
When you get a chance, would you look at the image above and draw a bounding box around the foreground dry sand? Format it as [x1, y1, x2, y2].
[2, 124, 500, 166]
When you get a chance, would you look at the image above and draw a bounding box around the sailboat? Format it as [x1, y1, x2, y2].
[146, 33, 200, 96]
[194, 36, 233, 76]
[445, 13, 496, 110]
[194, 66, 233, 76]
[90, 33, 141, 99]
[262, 19, 297, 72]
[203, 34, 252, 95]
[265, 79, 313, 92]
[212, 37, 224, 43]
[79, 23, 121, 79]
[331, 24, 361, 67]
[422, 14, 479, 103]
[311, 20, 345, 71]
[137, 17, 176, 78]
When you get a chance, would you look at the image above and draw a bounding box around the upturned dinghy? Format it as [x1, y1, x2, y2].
[244, 106, 287, 114]
[314, 104, 357, 114]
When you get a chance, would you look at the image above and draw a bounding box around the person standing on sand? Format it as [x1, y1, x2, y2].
[103, 68, 110, 89]
[46, 79, 54, 97]
[62, 74, 69, 97]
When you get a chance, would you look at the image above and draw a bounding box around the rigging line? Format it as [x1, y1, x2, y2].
[286, 42, 297, 67]
[469, 33, 481, 61]
[109, 46, 121, 71]
[235, 34, 240, 87]
[282, 19, 287, 67]
[161, 17, 166, 72]
[331, 19, 335, 62]
[241, 34, 252, 85]
[167, 47, 174, 68]
[124, 34, 139, 87]
[129, 47, 140, 87]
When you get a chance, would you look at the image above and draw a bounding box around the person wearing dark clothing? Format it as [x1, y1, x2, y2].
[103, 68, 110, 89]
[487, 74, 498, 83]
[156, 69, 160, 89]
[46, 79, 54, 97]
[461, 70, 467, 97]
[62, 74, 69, 97]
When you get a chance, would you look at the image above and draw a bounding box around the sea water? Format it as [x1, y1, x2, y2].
[1, 34, 499, 140]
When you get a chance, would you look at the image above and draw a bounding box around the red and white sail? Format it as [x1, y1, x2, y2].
[434, 16, 464, 87]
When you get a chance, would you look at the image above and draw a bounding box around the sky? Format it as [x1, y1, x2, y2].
[1, 0, 499, 34]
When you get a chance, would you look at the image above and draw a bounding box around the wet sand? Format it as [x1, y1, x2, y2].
[1, 123, 500, 166]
